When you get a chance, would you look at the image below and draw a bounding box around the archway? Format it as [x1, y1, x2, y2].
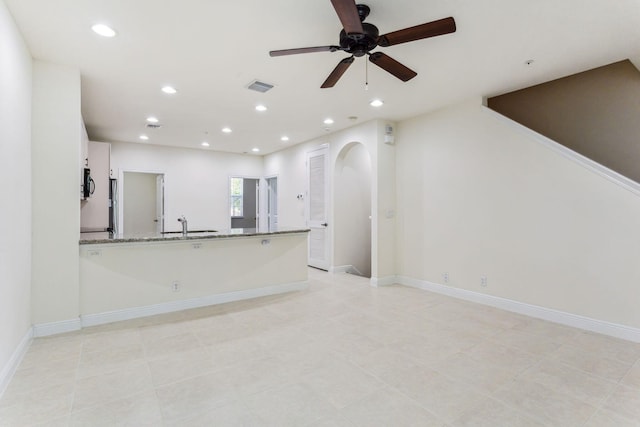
[333, 142, 372, 277]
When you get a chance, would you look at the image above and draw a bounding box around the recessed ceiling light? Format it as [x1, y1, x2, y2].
[139, 135, 149, 141]
[370, 99, 384, 107]
[201, 142, 210, 147]
[91, 24, 116, 38]
[146, 116, 159, 123]
[221, 127, 232, 133]
[252, 148, 260, 152]
[161, 86, 177, 94]
[281, 136, 289, 142]
[324, 118, 334, 125]
[255, 105, 267, 112]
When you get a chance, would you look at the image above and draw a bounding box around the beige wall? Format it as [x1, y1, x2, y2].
[488, 60, 640, 183]
[396, 100, 640, 329]
[31, 61, 81, 325]
[0, 0, 32, 389]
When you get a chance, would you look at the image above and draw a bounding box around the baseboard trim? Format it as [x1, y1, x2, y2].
[370, 275, 398, 287]
[0, 327, 33, 398]
[32, 318, 82, 338]
[397, 275, 640, 343]
[81, 280, 309, 328]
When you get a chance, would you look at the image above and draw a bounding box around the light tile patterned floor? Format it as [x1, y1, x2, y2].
[2, 268, 640, 426]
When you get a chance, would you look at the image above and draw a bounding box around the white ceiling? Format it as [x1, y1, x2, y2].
[6, 0, 640, 155]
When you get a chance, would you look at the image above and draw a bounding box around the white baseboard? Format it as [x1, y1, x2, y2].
[0, 328, 33, 398]
[81, 281, 309, 328]
[397, 275, 640, 343]
[32, 318, 82, 337]
[370, 275, 398, 287]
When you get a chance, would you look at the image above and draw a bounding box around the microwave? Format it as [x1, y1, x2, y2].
[82, 168, 95, 199]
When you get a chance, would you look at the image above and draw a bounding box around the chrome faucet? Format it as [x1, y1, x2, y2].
[178, 216, 188, 235]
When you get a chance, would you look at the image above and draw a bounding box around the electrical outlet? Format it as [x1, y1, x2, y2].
[443, 272, 449, 283]
[171, 281, 180, 292]
[480, 276, 487, 287]
[192, 243, 202, 249]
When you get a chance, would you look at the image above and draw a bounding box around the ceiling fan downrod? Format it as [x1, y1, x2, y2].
[365, 54, 369, 90]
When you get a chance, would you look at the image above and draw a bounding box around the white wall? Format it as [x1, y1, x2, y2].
[264, 120, 396, 281]
[263, 140, 311, 228]
[396, 100, 640, 329]
[334, 143, 372, 277]
[0, 0, 32, 391]
[110, 142, 263, 232]
[31, 61, 82, 326]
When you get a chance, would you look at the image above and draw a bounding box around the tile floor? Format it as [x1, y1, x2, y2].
[1, 268, 640, 426]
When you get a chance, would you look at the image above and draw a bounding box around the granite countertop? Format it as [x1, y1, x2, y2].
[79, 226, 310, 245]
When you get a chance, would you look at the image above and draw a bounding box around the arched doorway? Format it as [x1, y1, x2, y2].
[333, 142, 372, 277]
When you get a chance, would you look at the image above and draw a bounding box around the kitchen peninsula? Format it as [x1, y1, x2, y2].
[78, 227, 309, 327]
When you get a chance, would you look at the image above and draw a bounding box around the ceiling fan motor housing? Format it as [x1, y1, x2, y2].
[339, 22, 379, 57]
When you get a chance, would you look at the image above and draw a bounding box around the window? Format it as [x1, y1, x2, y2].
[230, 177, 243, 217]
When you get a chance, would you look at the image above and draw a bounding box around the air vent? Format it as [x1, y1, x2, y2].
[146, 123, 162, 129]
[247, 80, 274, 93]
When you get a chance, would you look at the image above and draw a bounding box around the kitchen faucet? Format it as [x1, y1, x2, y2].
[178, 216, 188, 235]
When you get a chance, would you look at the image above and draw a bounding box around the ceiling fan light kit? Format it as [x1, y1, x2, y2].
[269, 0, 456, 88]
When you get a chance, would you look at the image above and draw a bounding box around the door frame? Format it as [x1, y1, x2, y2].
[228, 175, 261, 230]
[265, 175, 278, 231]
[118, 168, 165, 235]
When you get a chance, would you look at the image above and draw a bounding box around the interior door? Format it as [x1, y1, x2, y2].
[122, 171, 159, 234]
[307, 146, 330, 270]
[267, 177, 278, 230]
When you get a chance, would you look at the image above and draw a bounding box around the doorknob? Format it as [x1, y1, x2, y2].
[153, 219, 159, 222]
[321, 222, 328, 227]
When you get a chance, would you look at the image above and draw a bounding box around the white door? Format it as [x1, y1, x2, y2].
[267, 177, 278, 230]
[122, 172, 160, 234]
[307, 146, 330, 270]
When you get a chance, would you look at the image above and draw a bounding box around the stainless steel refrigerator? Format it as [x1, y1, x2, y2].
[108, 178, 118, 234]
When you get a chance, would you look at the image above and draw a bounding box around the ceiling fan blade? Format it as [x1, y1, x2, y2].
[330, 0, 364, 34]
[321, 56, 355, 88]
[377, 17, 456, 47]
[269, 46, 340, 57]
[368, 52, 417, 82]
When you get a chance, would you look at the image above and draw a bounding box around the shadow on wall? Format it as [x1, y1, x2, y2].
[334, 142, 372, 277]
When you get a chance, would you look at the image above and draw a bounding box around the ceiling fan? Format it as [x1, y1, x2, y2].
[269, 0, 456, 88]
